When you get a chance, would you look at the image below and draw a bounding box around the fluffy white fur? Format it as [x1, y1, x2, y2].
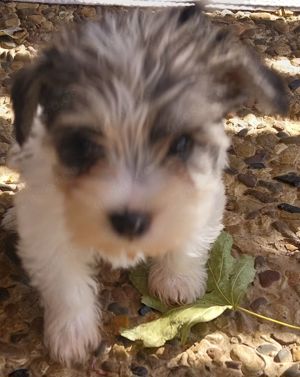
[6, 114, 227, 365]
[5, 5, 286, 367]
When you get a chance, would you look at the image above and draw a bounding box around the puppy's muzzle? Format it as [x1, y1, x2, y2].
[109, 210, 151, 239]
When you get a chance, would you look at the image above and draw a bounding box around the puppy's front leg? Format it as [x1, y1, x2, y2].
[18, 235, 100, 365]
[148, 248, 209, 306]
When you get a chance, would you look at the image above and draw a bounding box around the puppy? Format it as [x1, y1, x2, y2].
[8, 5, 287, 365]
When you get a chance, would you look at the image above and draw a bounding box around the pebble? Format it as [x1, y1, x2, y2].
[80, 6, 97, 18]
[244, 150, 267, 167]
[292, 347, 300, 362]
[107, 302, 129, 315]
[131, 365, 148, 376]
[281, 136, 300, 146]
[225, 360, 241, 370]
[206, 347, 223, 361]
[238, 173, 257, 187]
[250, 297, 268, 311]
[257, 180, 282, 194]
[224, 167, 238, 175]
[258, 270, 281, 287]
[245, 189, 275, 203]
[257, 343, 280, 357]
[281, 364, 300, 377]
[254, 256, 266, 269]
[231, 344, 265, 374]
[138, 305, 152, 316]
[288, 79, 300, 90]
[278, 203, 300, 214]
[277, 131, 290, 138]
[275, 349, 293, 363]
[237, 128, 248, 137]
[272, 332, 300, 345]
[274, 173, 300, 188]
[102, 360, 119, 373]
[8, 369, 30, 377]
[247, 162, 266, 169]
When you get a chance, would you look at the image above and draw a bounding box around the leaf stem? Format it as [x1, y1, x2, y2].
[237, 306, 300, 331]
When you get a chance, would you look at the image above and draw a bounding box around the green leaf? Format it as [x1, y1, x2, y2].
[206, 232, 256, 309]
[122, 231, 255, 347]
[121, 304, 231, 347]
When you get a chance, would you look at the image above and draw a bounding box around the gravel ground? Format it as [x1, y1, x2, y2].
[0, 3, 300, 377]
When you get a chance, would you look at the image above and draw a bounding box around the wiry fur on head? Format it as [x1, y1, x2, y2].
[11, 6, 287, 262]
[8, 5, 287, 365]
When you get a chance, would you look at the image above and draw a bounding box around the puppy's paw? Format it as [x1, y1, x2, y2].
[45, 307, 101, 366]
[148, 264, 207, 305]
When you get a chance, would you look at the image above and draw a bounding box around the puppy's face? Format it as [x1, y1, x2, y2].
[11, 7, 287, 264]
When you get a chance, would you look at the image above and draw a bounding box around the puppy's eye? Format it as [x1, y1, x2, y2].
[57, 131, 104, 173]
[168, 134, 194, 161]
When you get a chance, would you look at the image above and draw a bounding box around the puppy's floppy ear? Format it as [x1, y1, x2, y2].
[208, 31, 288, 116]
[11, 63, 45, 145]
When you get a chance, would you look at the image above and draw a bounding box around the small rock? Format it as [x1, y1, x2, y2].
[238, 173, 257, 187]
[286, 271, 300, 288]
[254, 256, 266, 269]
[256, 123, 266, 129]
[281, 364, 300, 377]
[257, 343, 280, 357]
[288, 79, 300, 91]
[292, 346, 300, 362]
[274, 43, 291, 56]
[206, 347, 223, 361]
[247, 162, 266, 169]
[245, 150, 267, 166]
[278, 203, 300, 214]
[275, 349, 293, 363]
[107, 302, 128, 315]
[225, 360, 241, 369]
[231, 344, 265, 375]
[277, 131, 290, 139]
[41, 20, 53, 32]
[3, 18, 20, 28]
[224, 167, 238, 175]
[131, 365, 148, 376]
[0, 287, 10, 302]
[27, 14, 45, 24]
[274, 173, 300, 188]
[257, 180, 282, 193]
[245, 189, 275, 203]
[272, 332, 300, 345]
[258, 270, 281, 287]
[250, 297, 268, 311]
[280, 136, 300, 146]
[8, 369, 30, 377]
[273, 122, 285, 131]
[244, 113, 260, 127]
[237, 128, 248, 137]
[274, 20, 289, 33]
[0, 183, 16, 192]
[138, 305, 152, 316]
[285, 244, 298, 252]
[102, 360, 119, 373]
[80, 6, 97, 18]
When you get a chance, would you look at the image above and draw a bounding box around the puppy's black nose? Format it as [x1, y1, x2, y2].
[109, 211, 150, 238]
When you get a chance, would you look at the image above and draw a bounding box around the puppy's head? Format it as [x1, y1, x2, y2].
[11, 6, 287, 264]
